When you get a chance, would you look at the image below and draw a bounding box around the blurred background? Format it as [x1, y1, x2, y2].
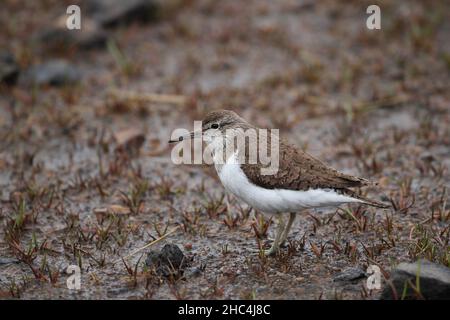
[0, 0, 449, 299]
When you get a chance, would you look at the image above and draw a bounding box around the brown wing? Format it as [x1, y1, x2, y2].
[241, 140, 371, 192]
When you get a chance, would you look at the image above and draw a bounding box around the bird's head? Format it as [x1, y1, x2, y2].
[168, 109, 249, 143]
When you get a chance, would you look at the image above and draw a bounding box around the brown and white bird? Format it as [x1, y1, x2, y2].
[169, 110, 389, 256]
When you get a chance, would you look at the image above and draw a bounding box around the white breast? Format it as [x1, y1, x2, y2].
[217, 152, 362, 213]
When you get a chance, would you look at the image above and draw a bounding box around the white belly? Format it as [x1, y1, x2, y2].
[217, 152, 362, 213]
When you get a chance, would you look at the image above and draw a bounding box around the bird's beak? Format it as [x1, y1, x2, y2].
[168, 131, 201, 143]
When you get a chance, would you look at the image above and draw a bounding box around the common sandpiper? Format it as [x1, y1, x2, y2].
[169, 110, 389, 256]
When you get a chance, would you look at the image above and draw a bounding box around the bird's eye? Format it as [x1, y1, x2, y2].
[211, 123, 219, 129]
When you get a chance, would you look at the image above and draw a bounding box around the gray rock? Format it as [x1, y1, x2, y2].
[36, 21, 107, 52]
[333, 267, 367, 283]
[160, 243, 186, 269]
[145, 243, 189, 277]
[0, 257, 19, 265]
[0, 51, 19, 85]
[380, 260, 450, 300]
[22, 60, 81, 86]
[86, 0, 160, 28]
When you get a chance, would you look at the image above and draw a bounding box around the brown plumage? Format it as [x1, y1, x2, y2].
[241, 139, 389, 208]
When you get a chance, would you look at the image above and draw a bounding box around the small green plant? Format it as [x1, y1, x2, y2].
[251, 213, 271, 239]
[408, 224, 449, 267]
[120, 179, 149, 214]
[107, 39, 138, 77]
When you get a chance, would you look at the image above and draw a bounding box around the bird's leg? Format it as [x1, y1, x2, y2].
[264, 214, 286, 256]
[225, 194, 232, 215]
[279, 212, 296, 246]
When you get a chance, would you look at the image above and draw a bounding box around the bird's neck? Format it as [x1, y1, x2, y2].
[208, 133, 238, 164]
[208, 127, 258, 168]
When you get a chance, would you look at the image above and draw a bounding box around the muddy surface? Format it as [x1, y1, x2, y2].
[0, 0, 449, 299]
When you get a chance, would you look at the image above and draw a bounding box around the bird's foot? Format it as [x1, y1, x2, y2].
[263, 247, 279, 257]
[250, 245, 280, 257]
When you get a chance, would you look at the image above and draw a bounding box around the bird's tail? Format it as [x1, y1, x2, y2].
[360, 197, 391, 209]
[344, 188, 390, 209]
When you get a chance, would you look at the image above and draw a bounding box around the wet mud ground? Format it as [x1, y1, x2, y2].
[0, 0, 449, 299]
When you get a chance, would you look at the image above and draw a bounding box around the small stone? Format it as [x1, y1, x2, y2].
[333, 267, 366, 283]
[86, 0, 160, 28]
[0, 51, 20, 85]
[0, 257, 19, 265]
[21, 60, 81, 87]
[159, 243, 185, 269]
[380, 260, 450, 300]
[145, 243, 188, 278]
